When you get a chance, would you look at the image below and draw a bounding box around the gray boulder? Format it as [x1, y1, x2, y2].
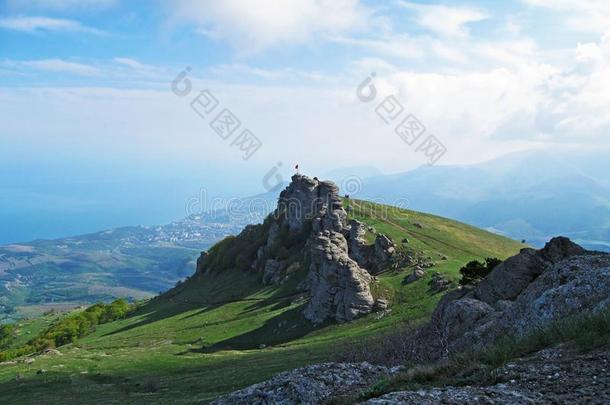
[404, 267, 425, 284]
[374, 234, 396, 262]
[212, 362, 394, 405]
[413, 237, 610, 359]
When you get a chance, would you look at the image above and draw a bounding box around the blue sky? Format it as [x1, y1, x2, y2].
[1, 0, 609, 242]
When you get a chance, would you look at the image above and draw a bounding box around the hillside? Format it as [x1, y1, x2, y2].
[0, 213, 255, 323]
[0, 177, 524, 404]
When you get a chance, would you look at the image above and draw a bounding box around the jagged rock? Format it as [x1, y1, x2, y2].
[412, 237, 610, 359]
[270, 175, 397, 324]
[428, 273, 451, 293]
[196, 174, 396, 325]
[374, 234, 396, 262]
[348, 219, 372, 268]
[212, 362, 395, 405]
[475, 237, 586, 305]
[366, 346, 610, 404]
[404, 268, 425, 284]
[347, 220, 396, 274]
[374, 299, 389, 311]
[262, 259, 285, 285]
[303, 231, 374, 324]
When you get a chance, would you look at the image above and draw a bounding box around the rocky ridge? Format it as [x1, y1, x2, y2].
[366, 346, 610, 404]
[215, 237, 610, 404]
[196, 174, 397, 325]
[410, 237, 609, 360]
[212, 362, 398, 405]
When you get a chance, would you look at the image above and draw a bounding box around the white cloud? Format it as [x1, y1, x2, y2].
[330, 34, 425, 61]
[349, 28, 610, 146]
[113, 58, 166, 78]
[170, 0, 370, 53]
[5, 0, 117, 11]
[2, 59, 102, 76]
[0, 16, 105, 35]
[398, 1, 489, 38]
[522, 0, 610, 34]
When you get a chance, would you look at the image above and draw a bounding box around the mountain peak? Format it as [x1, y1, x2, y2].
[196, 174, 397, 324]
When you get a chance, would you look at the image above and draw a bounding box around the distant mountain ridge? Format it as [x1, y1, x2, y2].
[344, 150, 610, 251]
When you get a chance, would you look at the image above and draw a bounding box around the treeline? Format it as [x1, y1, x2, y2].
[0, 324, 16, 350]
[0, 299, 134, 363]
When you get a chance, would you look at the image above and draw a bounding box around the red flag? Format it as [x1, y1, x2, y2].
[295, 164, 299, 170]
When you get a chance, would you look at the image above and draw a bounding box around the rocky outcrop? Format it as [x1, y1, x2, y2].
[347, 220, 396, 273]
[212, 362, 398, 405]
[412, 237, 610, 359]
[428, 272, 451, 293]
[374, 234, 396, 262]
[366, 346, 610, 404]
[302, 230, 375, 324]
[196, 174, 397, 325]
[403, 267, 425, 284]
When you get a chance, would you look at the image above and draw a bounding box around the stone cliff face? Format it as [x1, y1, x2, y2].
[196, 174, 396, 325]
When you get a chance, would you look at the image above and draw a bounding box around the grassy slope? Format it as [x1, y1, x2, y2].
[0, 200, 525, 404]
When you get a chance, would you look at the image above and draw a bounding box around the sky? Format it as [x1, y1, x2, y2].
[1, 0, 610, 242]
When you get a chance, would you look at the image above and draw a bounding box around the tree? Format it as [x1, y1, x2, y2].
[459, 257, 502, 285]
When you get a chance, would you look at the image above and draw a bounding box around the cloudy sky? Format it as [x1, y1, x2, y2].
[1, 0, 610, 241]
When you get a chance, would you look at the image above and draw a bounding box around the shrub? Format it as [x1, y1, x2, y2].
[0, 299, 135, 363]
[459, 258, 502, 285]
[0, 324, 16, 350]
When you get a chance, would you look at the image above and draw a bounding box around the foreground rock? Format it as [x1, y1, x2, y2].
[366, 346, 610, 404]
[411, 237, 610, 360]
[212, 362, 396, 405]
[196, 174, 397, 324]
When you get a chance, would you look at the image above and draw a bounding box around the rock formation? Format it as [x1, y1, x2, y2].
[195, 174, 397, 324]
[212, 362, 398, 405]
[411, 237, 609, 360]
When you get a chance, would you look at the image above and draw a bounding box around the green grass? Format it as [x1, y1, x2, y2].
[0, 201, 525, 404]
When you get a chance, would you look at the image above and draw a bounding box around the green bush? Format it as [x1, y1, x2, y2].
[459, 257, 502, 285]
[0, 324, 16, 350]
[0, 299, 134, 362]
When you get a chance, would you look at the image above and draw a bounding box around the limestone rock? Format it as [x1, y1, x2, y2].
[303, 231, 374, 324]
[348, 219, 372, 268]
[262, 259, 285, 285]
[366, 346, 610, 404]
[428, 273, 451, 293]
[374, 299, 390, 311]
[475, 237, 586, 305]
[404, 268, 425, 284]
[412, 237, 610, 359]
[197, 174, 397, 325]
[261, 175, 388, 324]
[374, 234, 396, 263]
[212, 362, 394, 405]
